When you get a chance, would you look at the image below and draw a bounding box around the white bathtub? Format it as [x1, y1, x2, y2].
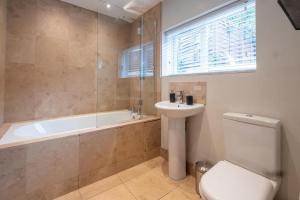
[0, 110, 140, 148]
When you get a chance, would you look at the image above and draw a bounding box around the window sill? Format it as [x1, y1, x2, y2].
[162, 69, 256, 77]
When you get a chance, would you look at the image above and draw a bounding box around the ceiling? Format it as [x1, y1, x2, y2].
[61, 0, 162, 22]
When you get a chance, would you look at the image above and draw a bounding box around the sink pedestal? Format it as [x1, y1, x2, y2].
[155, 101, 204, 181]
[168, 118, 186, 180]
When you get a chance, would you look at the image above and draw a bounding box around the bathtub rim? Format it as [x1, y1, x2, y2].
[0, 113, 160, 150]
[0, 110, 131, 141]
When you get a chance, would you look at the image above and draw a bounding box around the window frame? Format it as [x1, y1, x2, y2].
[162, 0, 257, 77]
[119, 42, 155, 79]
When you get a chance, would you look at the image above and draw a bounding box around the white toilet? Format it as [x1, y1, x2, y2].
[199, 113, 281, 200]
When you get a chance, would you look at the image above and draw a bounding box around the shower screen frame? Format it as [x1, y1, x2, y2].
[96, 2, 157, 127]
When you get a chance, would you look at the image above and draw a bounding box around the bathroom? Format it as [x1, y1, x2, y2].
[0, 0, 300, 199]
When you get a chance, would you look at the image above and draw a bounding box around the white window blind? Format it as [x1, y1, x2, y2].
[119, 42, 154, 78]
[162, 0, 256, 76]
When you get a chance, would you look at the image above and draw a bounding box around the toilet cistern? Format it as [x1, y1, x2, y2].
[199, 113, 281, 200]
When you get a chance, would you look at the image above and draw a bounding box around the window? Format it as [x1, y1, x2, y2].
[119, 42, 154, 78]
[162, 0, 256, 76]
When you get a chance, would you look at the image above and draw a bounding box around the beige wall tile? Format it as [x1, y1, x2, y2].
[115, 156, 145, 173]
[79, 120, 161, 187]
[36, 36, 68, 66]
[169, 82, 207, 104]
[0, 0, 6, 126]
[68, 17, 96, 47]
[4, 0, 99, 122]
[0, 145, 27, 200]
[144, 120, 161, 152]
[25, 136, 79, 198]
[144, 120, 161, 160]
[0, 145, 26, 176]
[43, 176, 78, 200]
[144, 148, 160, 161]
[0, 119, 161, 200]
[0, 146, 26, 200]
[33, 64, 70, 119]
[4, 63, 36, 122]
[67, 41, 96, 68]
[25, 190, 47, 200]
[7, 0, 37, 37]
[36, 0, 69, 40]
[78, 128, 121, 187]
[0, 167, 26, 200]
[114, 123, 145, 164]
[4, 0, 160, 122]
[6, 35, 35, 64]
[63, 65, 96, 115]
[79, 129, 117, 174]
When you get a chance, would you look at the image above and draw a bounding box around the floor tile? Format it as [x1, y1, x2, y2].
[79, 175, 122, 200]
[88, 184, 136, 200]
[118, 163, 152, 183]
[55, 157, 201, 200]
[151, 158, 185, 186]
[144, 156, 165, 170]
[160, 188, 191, 200]
[53, 190, 82, 200]
[179, 176, 202, 200]
[125, 169, 177, 200]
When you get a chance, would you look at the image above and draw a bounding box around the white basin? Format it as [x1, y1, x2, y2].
[155, 101, 204, 180]
[155, 101, 204, 118]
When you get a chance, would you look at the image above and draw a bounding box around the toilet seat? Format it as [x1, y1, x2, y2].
[199, 161, 280, 200]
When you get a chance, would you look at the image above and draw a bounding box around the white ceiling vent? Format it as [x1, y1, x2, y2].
[61, 0, 161, 22]
[123, 0, 161, 15]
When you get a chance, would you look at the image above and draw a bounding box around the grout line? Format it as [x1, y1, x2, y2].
[177, 187, 196, 200]
[120, 177, 139, 200]
[157, 187, 176, 200]
[69, 157, 166, 200]
[124, 183, 139, 200]
[84, 182, 123, 200]
[79, 191, 85, 200]
[79, 176, 123, 200]
[159, 185, 179, 199]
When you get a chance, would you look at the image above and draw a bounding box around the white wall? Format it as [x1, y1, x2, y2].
[161, 0, 300, 199]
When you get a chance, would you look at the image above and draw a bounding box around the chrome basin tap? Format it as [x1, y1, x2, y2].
[176, 91, 184, 104]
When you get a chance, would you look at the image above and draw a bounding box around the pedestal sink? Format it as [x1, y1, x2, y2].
[155, 101, 204, 180]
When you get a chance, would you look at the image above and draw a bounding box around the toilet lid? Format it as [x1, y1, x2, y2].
[200, 161, 275, 200]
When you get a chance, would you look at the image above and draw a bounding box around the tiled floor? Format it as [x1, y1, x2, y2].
[54, 157, 202, 200]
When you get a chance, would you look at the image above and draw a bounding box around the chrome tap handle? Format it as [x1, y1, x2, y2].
[176, 90, 184, 103]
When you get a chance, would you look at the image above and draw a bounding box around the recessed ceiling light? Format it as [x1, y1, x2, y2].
[106, 4, 111, 8]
